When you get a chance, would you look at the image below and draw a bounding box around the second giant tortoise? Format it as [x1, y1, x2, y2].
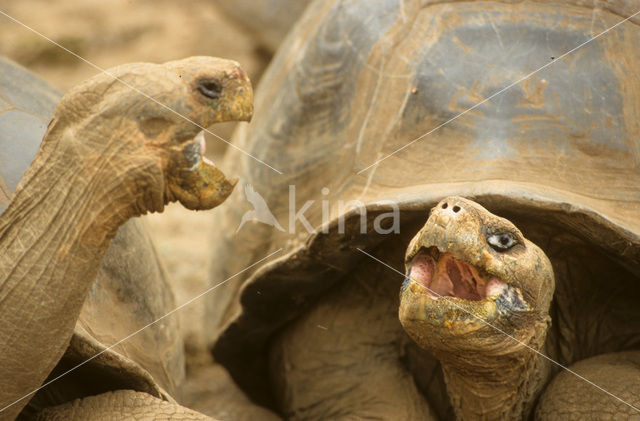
[208, 1, 640, 420]
[0, 56, 255, 420]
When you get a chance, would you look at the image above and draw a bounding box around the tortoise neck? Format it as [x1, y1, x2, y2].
[439, 320, 552, 421]
[0, 128, 140, 419]
[1, 127, 138, 255]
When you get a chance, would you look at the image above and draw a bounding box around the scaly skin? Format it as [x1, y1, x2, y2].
[35, 390, 210, 420]
[0, 56, 252, 420]
[535, 351, 640, 419]
[400, 197, 555, 420]
[270, 255, 438, 420]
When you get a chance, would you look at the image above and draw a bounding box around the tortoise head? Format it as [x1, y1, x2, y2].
[48, 56, 253, 213]
[400, 196, 554, 356]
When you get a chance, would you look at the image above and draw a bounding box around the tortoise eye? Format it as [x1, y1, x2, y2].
[198, 79, 222, 99]
[487, 232, 517, 252]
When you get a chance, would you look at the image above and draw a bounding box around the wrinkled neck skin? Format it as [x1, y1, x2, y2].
[437, 318, 552, 420]
[0, 122, 162, 419]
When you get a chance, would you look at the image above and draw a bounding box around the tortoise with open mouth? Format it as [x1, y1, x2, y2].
[401, 196, 554, 419]
[0, 56, 252, 420]
[208, 0, 640, 419]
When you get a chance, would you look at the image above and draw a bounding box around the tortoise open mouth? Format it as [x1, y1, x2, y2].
[406, 247, 526, 310]
[180, 130, 218, 170]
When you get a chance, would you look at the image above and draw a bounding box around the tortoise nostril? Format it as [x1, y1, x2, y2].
[453, 205, 461, 213]
[442, 203, 448, 209]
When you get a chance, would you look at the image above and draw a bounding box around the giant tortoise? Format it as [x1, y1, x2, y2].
[207, 1, 640, 419]
[0, 56, 254, 420]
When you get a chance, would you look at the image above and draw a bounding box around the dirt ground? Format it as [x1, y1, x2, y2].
[0, 0, 272, 411]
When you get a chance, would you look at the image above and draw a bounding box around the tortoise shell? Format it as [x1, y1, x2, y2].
[208, 0, 640, 406]
[215, 0, 313, 52]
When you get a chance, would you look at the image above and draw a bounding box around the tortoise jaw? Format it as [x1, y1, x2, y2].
[168, 129, 237, 210]
[403, 247, 529, 326]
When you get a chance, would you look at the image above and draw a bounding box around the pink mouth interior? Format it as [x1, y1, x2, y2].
[196, 131, 216, 166]
[409, 250, 506, 301]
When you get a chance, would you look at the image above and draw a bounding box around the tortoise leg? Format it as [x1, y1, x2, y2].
[269, 259, 437, 420]
[34, 390, 215, 420]
[535, 351, 640, 420]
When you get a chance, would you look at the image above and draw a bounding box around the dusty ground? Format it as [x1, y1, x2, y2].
[1, 0, 272, 413]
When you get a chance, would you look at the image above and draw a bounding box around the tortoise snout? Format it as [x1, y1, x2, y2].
[430, 197, 468, 228]
[405, 196, 481, 263]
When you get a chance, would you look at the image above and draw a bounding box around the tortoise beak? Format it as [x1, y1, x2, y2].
[220, 69, 253, 123]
